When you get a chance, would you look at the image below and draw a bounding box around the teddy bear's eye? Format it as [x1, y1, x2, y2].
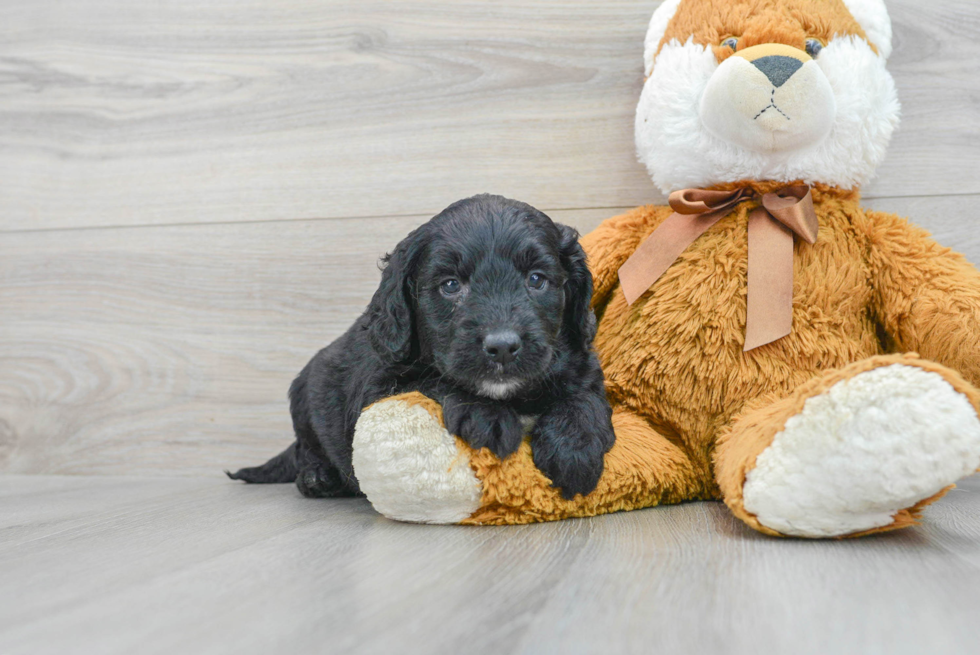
[805, 38, 824, 58]
[721, 37, 739, 51]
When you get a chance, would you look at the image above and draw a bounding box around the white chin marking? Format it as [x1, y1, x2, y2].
[353, 400, 482, 524]
[742, 364, 980, 538]
[477, 380, 523, 400]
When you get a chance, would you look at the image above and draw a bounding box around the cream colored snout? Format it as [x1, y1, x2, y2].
[699, 43, 836, 153]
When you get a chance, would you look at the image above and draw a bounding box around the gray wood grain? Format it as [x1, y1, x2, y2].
[1, 0, 978, 232]
[864, 193, 980, 263]
[0, 207, 617, 475]
[0, 473, 978, 655]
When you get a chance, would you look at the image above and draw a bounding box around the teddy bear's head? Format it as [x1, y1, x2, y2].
[636, 0, 899, 193]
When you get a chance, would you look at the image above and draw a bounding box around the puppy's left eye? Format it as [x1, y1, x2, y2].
[805, 38, 824, 58]
[527, 272, 548, 290]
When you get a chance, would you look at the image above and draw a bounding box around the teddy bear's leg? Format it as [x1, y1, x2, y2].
[352, 393, 484, 524]
[714, 354, 980, 538]
[353, 392, 707, 524]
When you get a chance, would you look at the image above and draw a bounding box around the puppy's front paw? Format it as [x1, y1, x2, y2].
[532, 406, 614, 500]
[443, 397, 524, 459]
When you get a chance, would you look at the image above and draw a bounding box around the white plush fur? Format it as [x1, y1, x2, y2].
[636, 34, 899, 193]
[841, 0, 893, 59]
[478, 380, 523, 400]
[742, 365, 980, 537]
[353, 400, 483, 524]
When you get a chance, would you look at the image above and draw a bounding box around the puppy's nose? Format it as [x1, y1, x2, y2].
[752, 55, 803, 88]
[483, 330, 522, 365]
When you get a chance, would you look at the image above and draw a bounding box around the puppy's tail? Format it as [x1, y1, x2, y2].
[226, 442, 298, 484]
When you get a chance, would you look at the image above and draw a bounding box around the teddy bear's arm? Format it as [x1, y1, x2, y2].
[579, 204, 672, 313]
[866, 209, 980, 386]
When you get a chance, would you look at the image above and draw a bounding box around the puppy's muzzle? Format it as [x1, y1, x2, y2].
[483, 330, 522, 365]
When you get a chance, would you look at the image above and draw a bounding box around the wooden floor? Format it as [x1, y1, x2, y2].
[3, 0, 980, 652]
[2, 0, 979, 477]
[2, 473, 979, 655]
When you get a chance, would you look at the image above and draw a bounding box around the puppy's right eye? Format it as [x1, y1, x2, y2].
[721, 37, 739, 51]
[440, 279, 461, 295]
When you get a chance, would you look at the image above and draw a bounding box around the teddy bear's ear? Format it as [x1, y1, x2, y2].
[642, 0, 894, 76]
[642, 0, 684, 77]
[840, 0, 893, 59]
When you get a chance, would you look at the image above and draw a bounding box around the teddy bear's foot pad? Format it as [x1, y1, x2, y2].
[353, 397, 483, 523]
[742, 364, 980, 537]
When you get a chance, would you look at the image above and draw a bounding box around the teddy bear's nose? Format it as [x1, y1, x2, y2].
[752, 55, 803, 88]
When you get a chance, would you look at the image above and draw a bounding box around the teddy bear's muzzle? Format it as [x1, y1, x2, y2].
[699, 43, 836, 154]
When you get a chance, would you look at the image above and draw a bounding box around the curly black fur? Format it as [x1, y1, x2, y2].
[227, 194, 615, 500]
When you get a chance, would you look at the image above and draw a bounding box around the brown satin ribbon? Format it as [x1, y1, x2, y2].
[617, 184, 818, 351]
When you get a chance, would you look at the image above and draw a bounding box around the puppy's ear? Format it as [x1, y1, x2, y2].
[557, 223, 597, 351]
[367, 226, 427, 364]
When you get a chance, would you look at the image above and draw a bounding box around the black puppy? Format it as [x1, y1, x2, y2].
[228, 194, 615, 500]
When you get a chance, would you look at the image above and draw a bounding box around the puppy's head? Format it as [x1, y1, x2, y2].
[368, 194, 594, 400]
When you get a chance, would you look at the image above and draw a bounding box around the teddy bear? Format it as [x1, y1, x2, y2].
[348, 0, 980, 538]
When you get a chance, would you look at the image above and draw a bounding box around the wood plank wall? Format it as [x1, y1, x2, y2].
[1, 0, 978, 476]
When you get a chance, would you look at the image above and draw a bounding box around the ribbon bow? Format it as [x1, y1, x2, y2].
[617, 185, 818, 351]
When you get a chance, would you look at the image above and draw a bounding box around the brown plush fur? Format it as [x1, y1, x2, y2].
[359, 1, 980, 536]
[399, 188, 980, 533]
[656, 0, 873, 62]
